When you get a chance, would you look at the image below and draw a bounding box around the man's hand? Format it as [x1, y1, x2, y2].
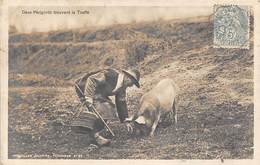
[81, 97, 93, 112]
[125, 122, 134, 134]
[85, 97, 93, 105]
[83, 97, 93, 107]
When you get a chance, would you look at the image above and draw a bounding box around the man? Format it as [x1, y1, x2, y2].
[71, 68, 140, 146]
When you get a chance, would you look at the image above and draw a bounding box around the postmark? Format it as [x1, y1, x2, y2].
[213, 5, 250, 49]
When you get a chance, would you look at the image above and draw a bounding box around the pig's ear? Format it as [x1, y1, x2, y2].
[135, 116, 146, 125]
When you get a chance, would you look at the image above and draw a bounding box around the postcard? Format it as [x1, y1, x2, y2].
[1, 0, 259, 164]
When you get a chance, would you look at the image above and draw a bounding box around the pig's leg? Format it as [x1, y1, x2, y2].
[167, 110, 173, 124]
[172, 99, 177, 130]
[169, 101, 175, 124]
[149, 112, 160, 137]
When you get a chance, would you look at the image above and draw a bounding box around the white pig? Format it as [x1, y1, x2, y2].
[125, 78, 178, 136]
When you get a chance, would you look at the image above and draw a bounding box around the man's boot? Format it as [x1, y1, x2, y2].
[94, 132, 111, 146]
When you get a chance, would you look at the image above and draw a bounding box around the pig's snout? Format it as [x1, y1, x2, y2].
[134, 122, 151, 137]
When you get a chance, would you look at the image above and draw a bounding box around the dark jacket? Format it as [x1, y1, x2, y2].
[75, 68, 128, 122]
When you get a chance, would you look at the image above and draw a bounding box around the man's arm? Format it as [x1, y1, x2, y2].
[115, 88, 128, 123]
[84, 71, 106, 99]
[88, 70, 107, 84]
[75, 70, 104, 102]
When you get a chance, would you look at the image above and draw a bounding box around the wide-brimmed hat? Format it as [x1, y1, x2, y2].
[122, 69, 140, 88]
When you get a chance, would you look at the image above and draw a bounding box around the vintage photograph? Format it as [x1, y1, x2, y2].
[7, 5, 254, 159]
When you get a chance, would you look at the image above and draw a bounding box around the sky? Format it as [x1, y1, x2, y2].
[9, 6, 212, 33]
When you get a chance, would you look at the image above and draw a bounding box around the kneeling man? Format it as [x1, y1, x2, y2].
[71, 68, 140, 146]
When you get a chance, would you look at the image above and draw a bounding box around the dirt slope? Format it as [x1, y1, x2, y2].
[8, 15, 254, 159]
[9, 16, 212, 85]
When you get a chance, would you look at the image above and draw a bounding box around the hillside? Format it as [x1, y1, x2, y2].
[9, 16, 212, 86]
[8, 15, 254, 159]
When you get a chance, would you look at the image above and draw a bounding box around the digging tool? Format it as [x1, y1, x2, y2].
[74, 83, 115, 137]
[74, 101, 87, 117]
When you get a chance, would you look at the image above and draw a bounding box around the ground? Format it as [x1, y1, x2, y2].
[8, 16, 254, 159]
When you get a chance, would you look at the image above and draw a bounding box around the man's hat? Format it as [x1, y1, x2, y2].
[122, 69, 140, 88]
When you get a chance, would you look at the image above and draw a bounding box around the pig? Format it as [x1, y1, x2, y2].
[125, 78, 178, 137]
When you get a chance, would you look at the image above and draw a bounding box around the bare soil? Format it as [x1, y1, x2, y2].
[8, 16, 254, 159]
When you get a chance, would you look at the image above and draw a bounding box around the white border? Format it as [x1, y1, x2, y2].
[1, 0, 260, 165]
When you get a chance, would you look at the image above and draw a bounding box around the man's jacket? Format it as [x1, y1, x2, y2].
[75, 68, 128, 122]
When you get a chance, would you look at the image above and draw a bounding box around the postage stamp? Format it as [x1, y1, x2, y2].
[0, 0, 259, 164]
[213, 5, 250, 49]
